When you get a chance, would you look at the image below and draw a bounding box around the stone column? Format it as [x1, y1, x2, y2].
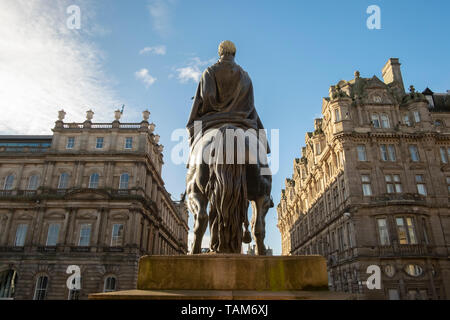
[15, 164, 25, 190]
[43, 161, 55, 188]
[93, 208, 104, 248]
[1, 210, 13, 245]
[30, 207, 45, 246]
[60, 209, 71, 246]
[74, 161, 85, 188]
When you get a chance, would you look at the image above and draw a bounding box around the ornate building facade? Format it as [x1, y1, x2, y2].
[277, 58, 450, 300]
[0, 109, 189, 300]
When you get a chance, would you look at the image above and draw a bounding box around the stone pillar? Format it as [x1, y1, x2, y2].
[60, 209, 71, 246]
[1, 210, 13, 245]
[105, 162, 115, 188]
[15, 164, 25, 190]
[43, 161, 55, 188]
[93, 208, 105, 248]
[74, 161, 85, 188]
[30, 207, 45, 246]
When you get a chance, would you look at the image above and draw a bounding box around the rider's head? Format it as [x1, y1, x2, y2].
[218, 40, 236, 58]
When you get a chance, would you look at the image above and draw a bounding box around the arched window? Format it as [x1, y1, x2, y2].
[33, 275, 49, 300]
[104, 276, 117, 292]
[27, 175, 39, 190]
[88, 173, 99, 189]
[380, 114, 390, 128]
[3, 175, 14, 190]
[119, 173, 129, 190]
[0, 269, 17, 299]
[58, 173, 69, 189]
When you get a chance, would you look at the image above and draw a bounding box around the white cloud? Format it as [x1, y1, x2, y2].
[175, 57, 216, 84]
[0, 0, 122, 135]
[139, 45, 166, 55]
[135, 68, 157, 87]
[147, 0, 174, 36]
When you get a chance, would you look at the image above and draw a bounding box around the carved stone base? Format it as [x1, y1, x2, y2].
[89, 255, 354, 300]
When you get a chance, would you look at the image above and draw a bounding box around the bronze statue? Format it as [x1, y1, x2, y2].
[186, 41, 273, 255]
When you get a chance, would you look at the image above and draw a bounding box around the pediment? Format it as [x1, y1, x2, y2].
[77, 212, 98, 220]
[65, 189, 110, 200]
[355, 162, 373, 170]
[15, 213, 33, 220]
[366, 76, 387, 89]
[45, 212, 66, 219]
[110, 212, 130, 220]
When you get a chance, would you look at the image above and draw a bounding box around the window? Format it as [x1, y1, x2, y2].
[15, 224, 28, 246]
[380, 114, 390, 128]
[415, 175, 427, 196]
[0, 270, 17, 299]
[4, 175, 14, 190]
[377, 218, 390, 245]
[119, 173, 129, 190]
[334, 109, 341, 122]
[422, 218, 429, 245]
[380, 145, 388, 161]
[315, 143, 321, 155]
[385, 174, 402, 194]
[371, 114, 380, 128]
[88, 173, 99, 189]
[104, 276, 117, 292]
[361, 175, 372, 196]
[380, 145, 396, 161]
[66, 137, 75, 149]
[46, 223, 60, 246]
[58, 173, 69, 189]
[111, 224, 124, 247]
[440, 147, 450, 164]
[403, 114, 411, 126]
[96, 137, 104, 149]
[124, 137, 133, 149]
[404, 264, 423, 277]
[409, 145, 420, 162]
[338, 227, 344, 251]
[357, 145, 367, 161]
[78, 224, 91, 246]
[346, 222, 353, 248]
[33, 276, 48, 300]
[413, 111, 421, 123]
[396, 217, 417, 245]
[447, 177, 450, 194]
[387, 145, 396, 161]
[27, 175, 39, 190]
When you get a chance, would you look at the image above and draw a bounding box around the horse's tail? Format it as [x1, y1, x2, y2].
[206, 129, 250, 252]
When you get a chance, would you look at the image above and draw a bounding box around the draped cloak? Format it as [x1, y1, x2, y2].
[186, 56, 270, 164]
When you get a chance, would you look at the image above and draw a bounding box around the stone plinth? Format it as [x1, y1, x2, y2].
[138, 254, 328, 291]
[89, 255, 352, 300]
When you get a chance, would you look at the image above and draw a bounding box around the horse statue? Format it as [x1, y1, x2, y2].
[185, 41, 273, 255]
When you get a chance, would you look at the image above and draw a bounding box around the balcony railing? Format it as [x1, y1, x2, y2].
[379, 243, 433, 257]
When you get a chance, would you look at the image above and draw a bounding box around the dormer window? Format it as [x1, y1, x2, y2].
[334, 109, 341, 122]
[426, 95, 434, 108]
[371, 114, 380, 128]
[380, 114, 390, 128]
[403, 114, 411, 126]
[315, 143, 321, 155]
[413, 111, 421, 123]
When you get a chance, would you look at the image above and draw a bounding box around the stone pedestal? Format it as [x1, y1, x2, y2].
[89, 255, 353, 300]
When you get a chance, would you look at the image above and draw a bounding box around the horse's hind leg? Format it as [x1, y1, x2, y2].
[251, 196, 269, 256]
[190, 192, 208, 254]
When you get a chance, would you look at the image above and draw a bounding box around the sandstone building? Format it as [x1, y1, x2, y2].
[0, 109, 189, 300]
[277, 58, 450, 300]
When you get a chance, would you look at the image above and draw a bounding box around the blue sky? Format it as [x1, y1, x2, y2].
[1, 0, 449, 254]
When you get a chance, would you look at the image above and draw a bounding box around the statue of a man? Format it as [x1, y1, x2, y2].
[186, 40, 269, 154]
[185, 41, 272, 255]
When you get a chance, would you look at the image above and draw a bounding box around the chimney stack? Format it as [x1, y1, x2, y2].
[382, 58, 405, 93]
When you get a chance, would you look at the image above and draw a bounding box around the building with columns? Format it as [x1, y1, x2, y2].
[277, 58, 450, 300]
[0, 109, 189, 300]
